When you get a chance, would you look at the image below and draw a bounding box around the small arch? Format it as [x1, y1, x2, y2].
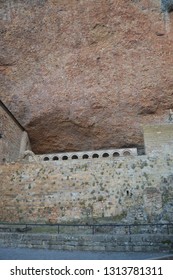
[82, 154, 89, 159]
[62, 155, 68, 160]
[113, 152, 120, 157]
[92, 153, 99, 158]
[43, 157, 49, 161]
[71, 155, 78, 160]
[123, 150, 131, 156]
[102, 153, 109, 158]
[53, 156, 59, 161]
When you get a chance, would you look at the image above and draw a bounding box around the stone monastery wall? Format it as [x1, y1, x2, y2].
[0, 102, 31, 163]
[0, 152, 173, 224]
[0, 103, 24, 163]
[143, 125, 173, 155]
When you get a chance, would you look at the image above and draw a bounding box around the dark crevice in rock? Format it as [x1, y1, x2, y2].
[162, 0, 173, 13]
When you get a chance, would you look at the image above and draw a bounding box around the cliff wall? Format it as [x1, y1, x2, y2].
[1, 0, 173, 153]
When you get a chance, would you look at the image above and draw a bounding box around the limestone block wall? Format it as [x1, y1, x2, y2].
[0, 102, 31, 163]
[143, 124, 173, 155]
[0, 152, 173, 224]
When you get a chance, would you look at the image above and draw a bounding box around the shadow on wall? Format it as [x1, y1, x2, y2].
[162, 0, 173, 12]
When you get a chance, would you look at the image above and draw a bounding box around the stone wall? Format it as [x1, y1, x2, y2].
[0, 232, 172, 253]
[0, 102, 30, 163]
[143, 124, 173, 154]
[0, 152, 173, 224]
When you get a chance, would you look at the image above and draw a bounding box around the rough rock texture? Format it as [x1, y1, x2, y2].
[0, 0, 173, 153]
[1, 152, 173, 224]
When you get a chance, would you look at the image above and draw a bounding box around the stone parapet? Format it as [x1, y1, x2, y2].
[30, 148, 138, 162]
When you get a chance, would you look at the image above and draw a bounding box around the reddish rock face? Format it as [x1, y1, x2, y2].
[0, 0, 173, 154]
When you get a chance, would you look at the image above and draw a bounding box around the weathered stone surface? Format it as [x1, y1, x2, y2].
[0, 152, 173, 224]
[0, 0, 173, 153]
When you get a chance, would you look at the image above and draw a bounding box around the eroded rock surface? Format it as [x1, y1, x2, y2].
[0, 0, 173, 153]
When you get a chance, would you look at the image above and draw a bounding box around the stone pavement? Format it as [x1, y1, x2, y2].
[0, 247, 171, 260]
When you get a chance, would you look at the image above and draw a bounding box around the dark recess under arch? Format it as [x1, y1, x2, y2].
[72, 155, 78, 159]
[43, 157, 49, 161]
[92, 154, 99, 158]
[102, 153, 109, 158]
[83, 154, 89, 159]
[62, 156, 68, 160]
[53, 156, 59, 160]
[113, 152, 120, 157]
